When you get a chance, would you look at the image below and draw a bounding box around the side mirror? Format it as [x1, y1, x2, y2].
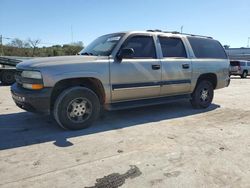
[117, 48, 134, 60]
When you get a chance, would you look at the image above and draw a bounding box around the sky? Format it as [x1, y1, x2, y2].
[0, 0, 250, 48]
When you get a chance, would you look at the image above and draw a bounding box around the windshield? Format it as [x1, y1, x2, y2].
[79, 33, 125, 56]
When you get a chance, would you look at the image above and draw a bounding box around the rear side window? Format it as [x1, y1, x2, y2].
[159, 37, 187, 58]
[188, 37, 227, 59]
[248, 62, 250, 66]
[121, 35, 156, 58]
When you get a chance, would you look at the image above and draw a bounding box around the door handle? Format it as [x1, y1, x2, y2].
[152, 64, 161, 70]
[182, 63, 190, 69]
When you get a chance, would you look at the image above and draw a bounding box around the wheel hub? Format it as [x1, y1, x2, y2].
[67, 98, 92, 123]
[72, 102, 87, 116]
[201, 89, 208, 101]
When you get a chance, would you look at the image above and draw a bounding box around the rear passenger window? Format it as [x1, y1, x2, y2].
[188, 37, 227, 59]
[159, 37, 187, 58]
[247, 62, 250, 66]
[121, 36, 156, 58]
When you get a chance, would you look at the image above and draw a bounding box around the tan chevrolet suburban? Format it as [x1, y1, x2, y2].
[11, 30, 230, 130]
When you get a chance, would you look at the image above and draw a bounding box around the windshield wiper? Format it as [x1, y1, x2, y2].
[81, 52, 94, 56]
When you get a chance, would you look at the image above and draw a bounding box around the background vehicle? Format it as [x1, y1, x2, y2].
[230, 60, 250, 78]
[0, 57, 21, 85]
[11, 30, 230, 130]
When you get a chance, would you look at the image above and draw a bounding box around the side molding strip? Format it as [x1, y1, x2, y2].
[112, 79, 191, 90]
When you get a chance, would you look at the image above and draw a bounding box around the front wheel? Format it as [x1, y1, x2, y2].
[190, 80, 214, 109]
[53, 87, 100, 130]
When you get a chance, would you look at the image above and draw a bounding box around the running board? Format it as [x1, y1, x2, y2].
[105, 94, 191, 111]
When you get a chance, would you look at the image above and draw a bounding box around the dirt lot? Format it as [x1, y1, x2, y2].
[0, 78, 250, 188]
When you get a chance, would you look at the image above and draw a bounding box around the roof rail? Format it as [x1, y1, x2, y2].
[146, 29, 162, 32]
[146, 29, 212, 39]
[181, 32, 213, 39]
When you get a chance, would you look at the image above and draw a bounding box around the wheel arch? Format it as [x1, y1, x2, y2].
[196, 73, 217, 89]
[50, 77, 106, 111]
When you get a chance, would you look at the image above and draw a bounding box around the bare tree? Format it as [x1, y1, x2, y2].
[9, 38, 24, 48]
[28, 38, 41, 56]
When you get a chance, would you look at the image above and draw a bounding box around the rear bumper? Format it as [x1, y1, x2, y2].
[230, 71, 242, 75]
[216, 76, 230, 89]
[11, 83, 52, 114]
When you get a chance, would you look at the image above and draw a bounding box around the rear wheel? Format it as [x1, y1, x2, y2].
[241, 71, 247, 78]
[53, 87, 100, 130]
[190, 80, 214, 109]
[1, 70, 16, 85]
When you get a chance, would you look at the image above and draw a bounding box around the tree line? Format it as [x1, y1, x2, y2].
[1, 38, 84, 57]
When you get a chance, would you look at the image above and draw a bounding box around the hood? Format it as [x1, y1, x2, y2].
[16, 55, 109, 70]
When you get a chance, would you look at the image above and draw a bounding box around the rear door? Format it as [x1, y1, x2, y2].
[158, 36, 192, 96]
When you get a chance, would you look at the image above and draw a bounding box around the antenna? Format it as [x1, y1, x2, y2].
[0, 35, 3, 56]
[180, 26, 183, 33]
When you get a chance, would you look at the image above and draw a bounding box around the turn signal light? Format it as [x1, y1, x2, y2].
[23, 83, 44, 90]
[31, 84, 44, 90]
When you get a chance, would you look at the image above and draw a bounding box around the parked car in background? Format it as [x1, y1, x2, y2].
[230, 60, 250, 78]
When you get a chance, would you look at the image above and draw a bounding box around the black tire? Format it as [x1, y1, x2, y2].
[53, 87, 100, 130]
[1, 70, 16, 85]
[241, 71, 247, 78]
[190, 80, 214, 109]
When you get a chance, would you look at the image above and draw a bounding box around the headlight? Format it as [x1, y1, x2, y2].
[21, 71, 42, 79]
[21, 70, 44, 90]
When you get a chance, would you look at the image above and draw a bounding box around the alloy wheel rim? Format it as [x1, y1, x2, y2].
[67, 97, 92, 123]
[200, 88, 209, 101]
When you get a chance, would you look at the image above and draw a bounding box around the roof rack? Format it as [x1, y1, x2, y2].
[146, 29, 212, 39]
[181, 32, 213, 39]
[146, 29, 163, 32]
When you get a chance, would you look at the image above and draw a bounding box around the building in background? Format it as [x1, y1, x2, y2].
[225, 47, 250, 60]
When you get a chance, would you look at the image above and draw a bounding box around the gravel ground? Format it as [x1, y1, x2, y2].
[0, 77, 250, 188]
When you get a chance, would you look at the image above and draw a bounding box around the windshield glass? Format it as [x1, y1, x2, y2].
[79, 33, 125, 56]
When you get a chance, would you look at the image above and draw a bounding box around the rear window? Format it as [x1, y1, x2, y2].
[230, 61, 240, 66]
[188, 37, 227, 59]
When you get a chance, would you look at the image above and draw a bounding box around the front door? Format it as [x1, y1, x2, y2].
[110, 35, 161, 102]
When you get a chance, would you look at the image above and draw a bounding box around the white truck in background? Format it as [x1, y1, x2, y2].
[0, 57, 25, 85]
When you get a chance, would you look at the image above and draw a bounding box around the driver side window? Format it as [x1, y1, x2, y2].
[121, 36, 156, 59]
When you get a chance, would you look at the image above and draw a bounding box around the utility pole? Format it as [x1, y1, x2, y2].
[0, 35, 3, 56]
[247, 37, 250, 48]
[71, 25, 74, 44]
